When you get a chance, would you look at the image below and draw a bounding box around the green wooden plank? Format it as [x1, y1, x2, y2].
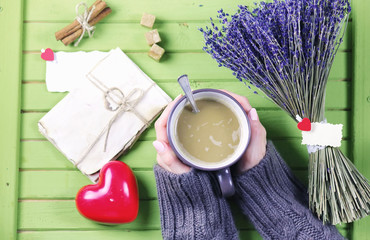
[24, 22, 204, 52]
[17, 180, 346, 232]
[17, 230, 261, 240]
[352, 0, 370, 239]
[22, 52, 351, 82]
[19, 139, 350, 170]
[18, 199, 161, 230]
[17, 199, 256, 230]
[20, 110, 350, 140]
[19, 140, 156, 169]
[22, 0, 262, 22]
[21, 81, 350, 111]
[19, 170, 157, 200]
[0, 0, 23, 239]
[18, 230, 163, 240]
[16, 226, 348, 240]
[18, 167, 324, 200]
[23, 22, 352, 53]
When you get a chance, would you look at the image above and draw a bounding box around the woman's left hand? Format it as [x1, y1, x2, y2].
[153, 95, 191, 174]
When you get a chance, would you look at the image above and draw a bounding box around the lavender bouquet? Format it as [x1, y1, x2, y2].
[200, 0, 370, 224]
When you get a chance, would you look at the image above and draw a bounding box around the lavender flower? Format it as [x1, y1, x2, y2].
[200, 0, 351, 121]
[200, 0, 370, 226]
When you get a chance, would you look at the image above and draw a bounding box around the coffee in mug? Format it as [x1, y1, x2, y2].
[176, 99, 241, 164]
[167, 89, 250, 197]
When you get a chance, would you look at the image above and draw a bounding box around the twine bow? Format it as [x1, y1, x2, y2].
[102, 87, 146, 151]
[74, 2, 96, 47]
[86, 69, 153, 153]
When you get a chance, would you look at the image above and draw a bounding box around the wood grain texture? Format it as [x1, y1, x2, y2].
[23, 22, 351, 52]
[0, 0, 363, 239]
[22, 52, 352, 81]
[21, 81, 351, 111]
[17, 197, 347, 231]
[0, 0, 23, 239]
[20, 111, 350, 140]
[18, 139, 350, 170]
[352, 0, 370, 239]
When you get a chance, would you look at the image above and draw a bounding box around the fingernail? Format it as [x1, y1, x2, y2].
[249, 108, 258, 121]
[153, 140, 165, 153]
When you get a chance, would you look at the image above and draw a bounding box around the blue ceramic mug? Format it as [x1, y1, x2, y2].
[167, 89, 251, 197]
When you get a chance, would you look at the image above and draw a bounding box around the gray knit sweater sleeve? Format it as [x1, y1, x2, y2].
[154, 165, 239, 240]
[234, 141, 344, 240]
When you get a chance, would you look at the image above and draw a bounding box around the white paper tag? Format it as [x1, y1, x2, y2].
[302, 122, 343, 147]
[46, 51, 109, 92]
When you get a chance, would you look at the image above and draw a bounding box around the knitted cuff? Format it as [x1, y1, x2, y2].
[234, 141, 344, 240]
[154, 165, 239, 240]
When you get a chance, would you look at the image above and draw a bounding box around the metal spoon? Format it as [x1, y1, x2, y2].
[177, 74, 200, 113]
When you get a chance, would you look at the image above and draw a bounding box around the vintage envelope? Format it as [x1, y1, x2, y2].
[39, 48, 171, 182]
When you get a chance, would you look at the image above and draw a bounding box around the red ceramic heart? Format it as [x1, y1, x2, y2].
[297, 118, 311, 131]
[41, 48, 54, 61]
[75, 161, 139, 224]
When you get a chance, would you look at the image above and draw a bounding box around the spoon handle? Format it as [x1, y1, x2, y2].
[177, 74, 200, 113]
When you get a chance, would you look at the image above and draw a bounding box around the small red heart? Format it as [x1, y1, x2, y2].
[41, 48, 54, 61]
[75, 161, 139, 224]
[297, 118, 311, 131]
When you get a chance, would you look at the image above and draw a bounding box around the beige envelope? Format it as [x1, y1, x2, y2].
[39, 48, 171, 182]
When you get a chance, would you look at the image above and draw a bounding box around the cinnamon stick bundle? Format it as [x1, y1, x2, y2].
[55, 1, 112, 46]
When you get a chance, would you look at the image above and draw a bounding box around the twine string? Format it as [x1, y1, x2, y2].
[72, 52, 154, 167]
[88, 75, 151, 152]
[74, 2, 96, 47]
[102, 87, 146, 152]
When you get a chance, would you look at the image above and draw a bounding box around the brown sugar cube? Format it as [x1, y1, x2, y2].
[148, 44, 165, 62]
[145, 29, 161, 46]
[140, 13, 156, 28]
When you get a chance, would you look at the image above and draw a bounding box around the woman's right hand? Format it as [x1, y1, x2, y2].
[219, 90, 267, 174]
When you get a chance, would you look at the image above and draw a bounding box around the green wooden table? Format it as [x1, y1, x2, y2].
[1, 0, 369, 239]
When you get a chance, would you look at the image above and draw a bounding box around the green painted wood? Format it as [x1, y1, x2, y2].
[21, 81, 351, 111]
[19, 140, 157, 169]
[351, 0, 370, 239]
[19, 139, 350, 170]
[20, 110, 350, 141]
[23, 22, 351, 53]
[18, 169, 309, 200]
[0, 0, 23, 239]
[18, 200, 162, 230]
[17, 230, 261, 240]
[24, 22, 205, 52]
[18, 170, 157, 200]
[3, 0, 360, 238]
[17, 228, 349, 240]
[18, 230, 164, 240]
[17, 199, 257, 230]
[18, 189, 348, 232]
[23, 0, 252, 22]
[16, 228, 348, 240]
[22, 52, 351, 82]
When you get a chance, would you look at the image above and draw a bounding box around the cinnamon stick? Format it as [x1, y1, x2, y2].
[61, 7, 112, 46]
[55, 0, 106, 41]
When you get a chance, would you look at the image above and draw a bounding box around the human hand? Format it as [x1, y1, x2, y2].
[219, 90, 267, 174]
[153, 95, 191, 174]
